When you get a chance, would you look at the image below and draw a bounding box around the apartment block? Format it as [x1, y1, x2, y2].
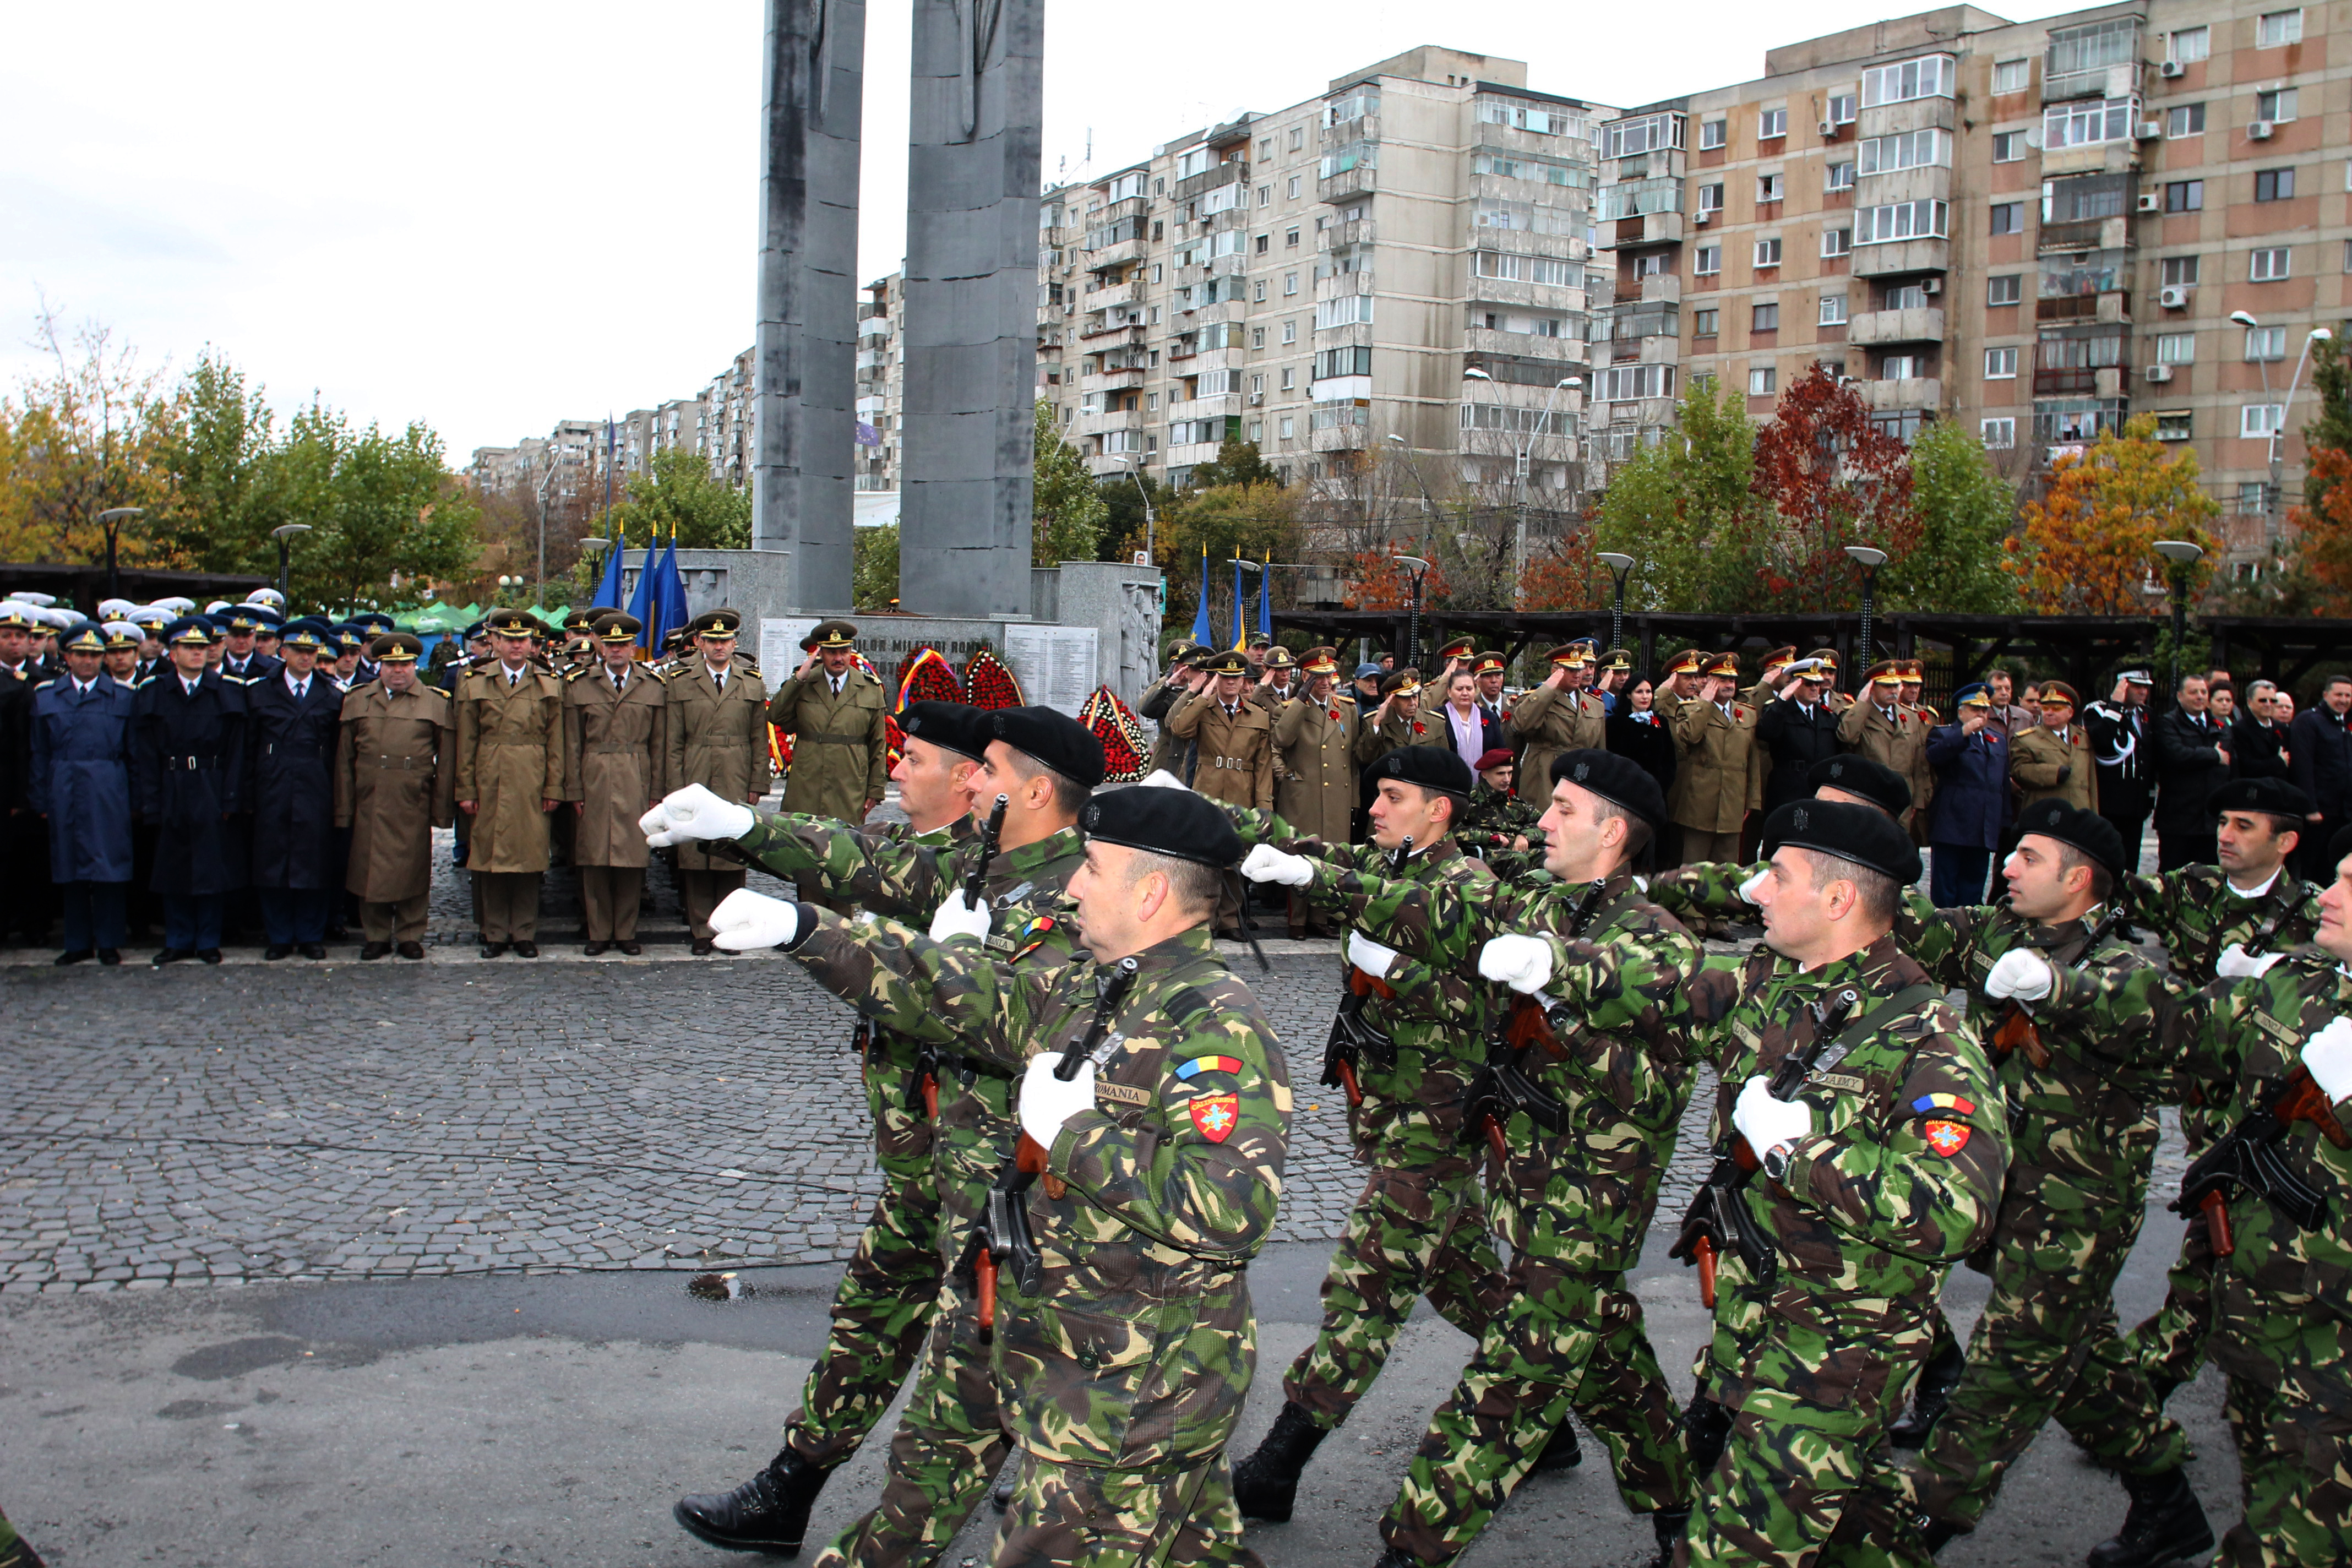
[1025, 47, 1615, 511]
[856, 274, 906, 492]
[1598, 0, 2350, 570]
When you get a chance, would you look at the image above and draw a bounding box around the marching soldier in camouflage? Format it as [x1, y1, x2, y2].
[656, 705, 1102, 1567]
[1213, 745, 1511, 1524]
[1245, 747, 1700, 1566]
[2009, 680, 2098, 813]
[1641, 755, 1919, 934]
[1512, 644, 1607, 792]
[1878, 799, 2210, 1565]
[1485, 798, 2007, 1568]
[1457, 748, 1548, 879]
[710, 786, 1291, 1568]
[1840, 662, 1933, 833]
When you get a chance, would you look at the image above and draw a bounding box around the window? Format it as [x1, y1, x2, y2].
[1748, 367, 1777, 396]
[1280, 367, 1295, 390]
[1820, 293, 1848, 325]
[2162, 255, 2201, 287]
[1755, 238, 1783, 266]
[1250, 327, 1266, 349]
[1986, 346, 2019, 378]
[1882, 354, 1921, 380]
[1760, 108, 1787, 139]
[2155, 333, 2196, 363]
[2043, 97, 2137, 150]
[1283, 272, 1298, 296]
[1287, 176, 1301, 200]
[1257, 186, 1271, 207]
[1988, 273, 2023, 305]
[1821, 227, 1852, 257]
[1594, 363, 1675, 401]
[1311, 346, 1372, 379]
[1252, 279, 1267, 302]
[1695, 245, 1722, 275]
[1827, 161, 1856, 191]
[1254, 233, 1269, 254]
[1855, 199, 1948, 244]
[2240, 480, 2273, 510]
[1286, 226, 1299, 247]
[2255, 168, 2295, 203]
[2155, 412, 2192, 440]
[2258, 89, 2298, 123]
[1992, 131, 2025, 162]
[1696, 182, 1725, 213]
[2246, 325, 2287, 360]
[2164, 180, 2203, 213]
[1632, 252, 1670, 279]
[1758, 172, 1784, 202]
[1981, 417, 2016, 449]
[2244, 404, 2287, 437]
[2345, 238, 2352, 273]
[1694, 308, 1721, 336]
[1478, 98, 1580, 136]
[2252, 247, 2291, 281]
[1858, 128, 1948, 173]
[1472, 252, 1575, 285]
[1699, 118, 1727, 150]
[1289, 127, 1304, 150]
[2170, 25, 2209, 62]
[1314, 295, 1374, 329]
[1249, 374, 1265, 394]
[2257, 9, 2302, 47]
[1863, 55, 1956, 107]
[1828, 92, 1858, 125]
[1600, 112, 1683, 159]
[1282, 320, 1298, 344]
[1754, 303, 1781, 331]
[1994, 59, 2029, 94]
[1990, 202, 2025, 235]
[1277, 415, 1295, 439]
[2160, 105, 2205, 142]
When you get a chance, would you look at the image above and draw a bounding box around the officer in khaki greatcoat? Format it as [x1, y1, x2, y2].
[1271, 646, 1358, 933]
[454, 607, 566, 956]
[668, 608, 775, 954]
[564, 612, 666, 954]
[2010, 678, 2098, 813]
[1668, 650, 1760, 865]
[1839, 660, 1935, 831]
[1513, 644, 1607, 796]
[1168, 647, 1275, 934]
[334, 634, 455, 959]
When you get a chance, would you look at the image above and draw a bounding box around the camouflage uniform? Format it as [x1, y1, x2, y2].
[1291, 857, 1698, 1559]
[1456, 783, 1547, 880]
[783, 913, 1289, 1568]
[1528, 932, 2006, 1567]
[1888, 902, 2188, 1540]
[735, 812, 1088, 1567]
[2124, 865, 2323, 1400]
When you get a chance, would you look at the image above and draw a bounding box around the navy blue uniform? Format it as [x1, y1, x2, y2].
[244, 668, 342, 945]
[29, 672, 137, 952]
[132, 671, 248, 955]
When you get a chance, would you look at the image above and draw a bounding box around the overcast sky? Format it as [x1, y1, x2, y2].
[3, 0, 2079, 462]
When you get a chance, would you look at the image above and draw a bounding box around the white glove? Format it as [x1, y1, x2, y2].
[641, 782, 756, 847]
[1347, 930, 1400, 979]
[707, 888, 801, 951]
[1736, 869, 1768, 905]
[1019, 1053, 1098, 1145]
[1733, 1074, 1814, 1162]
[928, 888, 993, 945]
[1478, 934, 1554, 995]
[1985, 948, 2054, 1001]
[1140, 769, 1191, 791]
[1240, 843, 1314, 887]
[2301, 1016, 2352, 1104]
[2215, 943, 2284, 980]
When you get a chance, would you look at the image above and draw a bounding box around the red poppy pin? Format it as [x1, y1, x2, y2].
[1922, 1119, 1971, 1157]
[1190, 1093, 1240, 1143]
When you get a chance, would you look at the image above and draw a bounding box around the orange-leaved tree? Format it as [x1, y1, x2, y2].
[2017, 413, 2218, 612]
[1343, 543, 1450, 611]
[2288, 447, 2352, 612]
[1747, 363, 1918, 610]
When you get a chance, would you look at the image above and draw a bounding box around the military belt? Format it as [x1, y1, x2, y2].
[262, 742, 326, 758]
[368, 755, 428, 770]
[589, 743, 646, 754]
[164, 755, 223, 770]
[796, 732, 871, 745]
[1209, 755, 1250, 769]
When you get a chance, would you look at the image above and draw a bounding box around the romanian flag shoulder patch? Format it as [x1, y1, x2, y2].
[1175, 1055, 1244, 1080]
[1921, 1119, 1972, 1157]
[1910, 1093, 1977, 1117]
[1009, 914, 1059, 961]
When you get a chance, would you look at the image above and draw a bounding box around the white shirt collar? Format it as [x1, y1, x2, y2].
[2225, 867, 2284, 900]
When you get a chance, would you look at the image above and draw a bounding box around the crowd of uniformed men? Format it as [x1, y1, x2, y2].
[7, 596, 2350, 1568]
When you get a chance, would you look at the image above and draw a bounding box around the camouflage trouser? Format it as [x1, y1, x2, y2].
[1381, 1259, 1689, 1563]
[2220, 1370, 2352, 1566]
[992, 1451, 1262, 1567]
[1910, 1187, 2186, 1530]
[2130, 1204, 2220, 1396]
[0, 1505, 35, 1568]
[785, 1164, 945, 1467]
[1678, 1385, 1905, 1568]
[1283, 1155, 1510, 1427]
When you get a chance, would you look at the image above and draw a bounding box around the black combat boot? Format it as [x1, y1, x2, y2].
[1888, 1329, 1967, 1449]
[1371, 1548, 1420, 1568]
[1231, 1400, 1330, 1522]
[989, 1456, 1020, 1513]
[1912, 1511, 1964, 1555]
[673, 1449, 833, 1555]
[1650, 1506, 1692, 1568]
[1683, 1390, 1734, 1478]
[1531, 1415, 1583, 1472]
[2086, 1467, 2214, 1568]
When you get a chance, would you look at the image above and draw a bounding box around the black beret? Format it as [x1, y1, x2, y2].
[1081, 787, 1243, 868]
[2207, 776, 2314, 824]
[2012, 798, 2126, 883]
[2330, 824, 2352, 869]
[1805, 754, 1913, 819]
[1761, 798, 1921, 884]
[1548, 747, 1666, 830]
[992, 705, 1107, 789]
[1362, 745, 1474, 800]
[899, 700, 992, 763]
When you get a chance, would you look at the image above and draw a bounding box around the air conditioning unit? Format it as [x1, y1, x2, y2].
[1921, 276, 1942, 295]
[1819, 119, 1837, 137]
[2250, 120, 2275, 139]
[2136, 121, 2163, 140]
[2138, 193, 2164, 212]
[2146, 363, 2174, 383]
[1694, 207, 1714, 225]
[1248, 391, 1264, 405]
[2160, 58, 2185, 77]
[2160, 284, 2191, 308]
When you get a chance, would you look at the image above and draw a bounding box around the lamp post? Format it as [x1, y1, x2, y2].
[1384, 433, 1441, 521]
[1395, 554, 1430, 670]
[2281, 326, 2337, 538]
[1463, 369, 1582, 605]
[1126, 457, 1156, 565]
[2231, 312, 2281, 534]
[2152, 540, 2204, 704]
[1844, 545, 1888, 681]
[1597, 551, 1636, 655]
[270, 522, 312, 601]
[96, 507, 143, 601]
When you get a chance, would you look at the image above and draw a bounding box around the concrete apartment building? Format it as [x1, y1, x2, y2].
[856, 274, 906, 492]
[1027, 46, 1615, 507]
[1599, 0, 2349, 571]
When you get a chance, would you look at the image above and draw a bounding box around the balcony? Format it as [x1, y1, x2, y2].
[1861, 377, 1940, 411]
[2037, 291, 2132, 325]
[1846, 307, 1946, 346]
[1076, 318, 1148, 343]
[1319, 152, 1376, 205]
[1082, 236, 1149, 271]
[1080, 367, 1148, 396]
[1852, 237, 1949, 278]
[1325, 218, 1375, 251]
[1080, 279, 1146, 308]
[1640, 274, 1681, 305]
[2039, 216, 2132, 255]
[1177, 162, 1248, 203]
[1463, 328, 1588, 364]
[1076, 406, 1146, 439]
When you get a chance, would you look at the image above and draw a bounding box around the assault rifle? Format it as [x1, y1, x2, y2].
[1323, 836, 1412, 1107]
[1990, 905, 2127, 1069]
[1464, 879, 1609, 1165]
[2174, 1064, 2350, 1255]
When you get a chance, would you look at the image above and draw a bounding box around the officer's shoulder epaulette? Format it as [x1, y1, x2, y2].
[32, 677, 58, 692]
[563, 664, 592, 683]
[222, 672, 257, 687]
[1161, 986, 1216, 1029]
[858, 668, 881, 686]
[132, 673, 159, 689]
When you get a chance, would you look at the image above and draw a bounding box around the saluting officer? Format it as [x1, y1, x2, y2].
[2010, 679, 2096, 812]
[1168, 649, 1275, 934]
[666, 609, 771, 954]
[1516, 645, 1608, 793]
[133, 615, 248, 965]
[1669, 652, 1758, 867]
[1270, 647, 1357, 934]
[768, 618, 890, 838]
[243, 617, 345, 960]
[336, 634, 455, 959]
[455, 607, 565, 957]
[1839, 660, 1932, 831]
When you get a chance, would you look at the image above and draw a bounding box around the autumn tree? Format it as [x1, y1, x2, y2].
[1032, 400, 1106, 564]
[1879, 420, 2021, 612]
[1747, 364, 1918, 610]
[268, 401, 480, 609]
[609, 447, 752, 549]
[2304, 329, 2352, 518]
[1155, 481, 1301, 642]
[0, 307, 184, 565]
[1591, 374, 1771, 612]
[2016, 413, 2219, 613]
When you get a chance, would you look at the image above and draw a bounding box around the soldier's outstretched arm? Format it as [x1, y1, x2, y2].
[1899, 896, 1990, 982]
[731, 811, 952, 919]
[1644, 858, 1764, 925]
[1286, 855, 1531, 967]
[1539, 932, 1739, 1103]
[782, 905, 1042, 1059]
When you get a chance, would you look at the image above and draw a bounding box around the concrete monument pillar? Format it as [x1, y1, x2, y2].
[896, 0, 1044, 620]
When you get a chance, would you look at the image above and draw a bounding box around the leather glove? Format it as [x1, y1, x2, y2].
[1240, 843, 1314, 887]
[1478, 934, 1554, 995]
[1736, 868, 1768, 905]
[2055, 764, 2072, 784]
[2215, 943, 2284, 979]
[641, 782, 755, 847]
[1733, 1074, 1813, 1163]
[1140, 769, 1191, 790]
[1019, 1053, 1098, 1146]
[1346, 930, 1400, 979]
[928, 888, 992, 945]
[707, 888, 800, 951]
[2301, 1015, 2352, 1103]
[1985, 948, 2054, 1001]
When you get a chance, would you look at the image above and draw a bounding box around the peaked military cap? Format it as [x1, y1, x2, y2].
[1663, 648, 1703, 677]
[1762, 798, 1921, 884]
[1363, 744, 1474, 800]
[1300, 646, 1341, 676]
[596, 612, 644, 644]
[1201, 650, 1251, 678]
[1436, 636, 1476, 662]
[688, 608, 743, 639]
[353, 612, 398, 637]
[244, 588, 287, 610]
[1474, 650, 1508, 674]
[2013, 798, 2126, 882]
[808, 619, 857, 649]
[100, 620, 141, 651]
[1702, 650, 1742, 679]
[483, 607, 537, 638]
[1543, 643, 1585, 667]
[5, 591, 57, 608]
[0, 603, 36, 632]
[128, 605, 172, 631]
[899, 700, 992, 763]
[1081, 787, 1243, 869]
[1953, 682, 1993, 709]
[1806, 754, 1912, 818]
[1864, 660, 1904, 688]
[1378, 668, 1422, 698]
[162, 614, 217, 647]
[1601, 647, 1634, 673]
[369, 631, 424, 663]
[2207, 776, 2314, 824]
[221, 603, 270, 633]
[328, 622, 367, 654]
[560, 609, 598, 633]
[1763, 645, 1798, 673]
[58, 619, 108, 654]
[2039, 680, 2079, 707]
[278, 617, 331, 651]
[1262, 645, 1297, 671]
[1549, 747, 1667, 830]
[992, 705, 1107, 788]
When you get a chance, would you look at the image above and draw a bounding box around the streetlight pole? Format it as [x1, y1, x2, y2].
[96, 507, 143, 601]
[1395, 554, 1430, 671]
[1462, 369, 1581, 606]
[270, 522, 312, 601]
[1127, 458, 1156, 565]
[1844, 544, 1888, 682]
[2153, 540, 2204, 703]
[2280, 326, 2337, 538]
[1597, 551, 1635, 654]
